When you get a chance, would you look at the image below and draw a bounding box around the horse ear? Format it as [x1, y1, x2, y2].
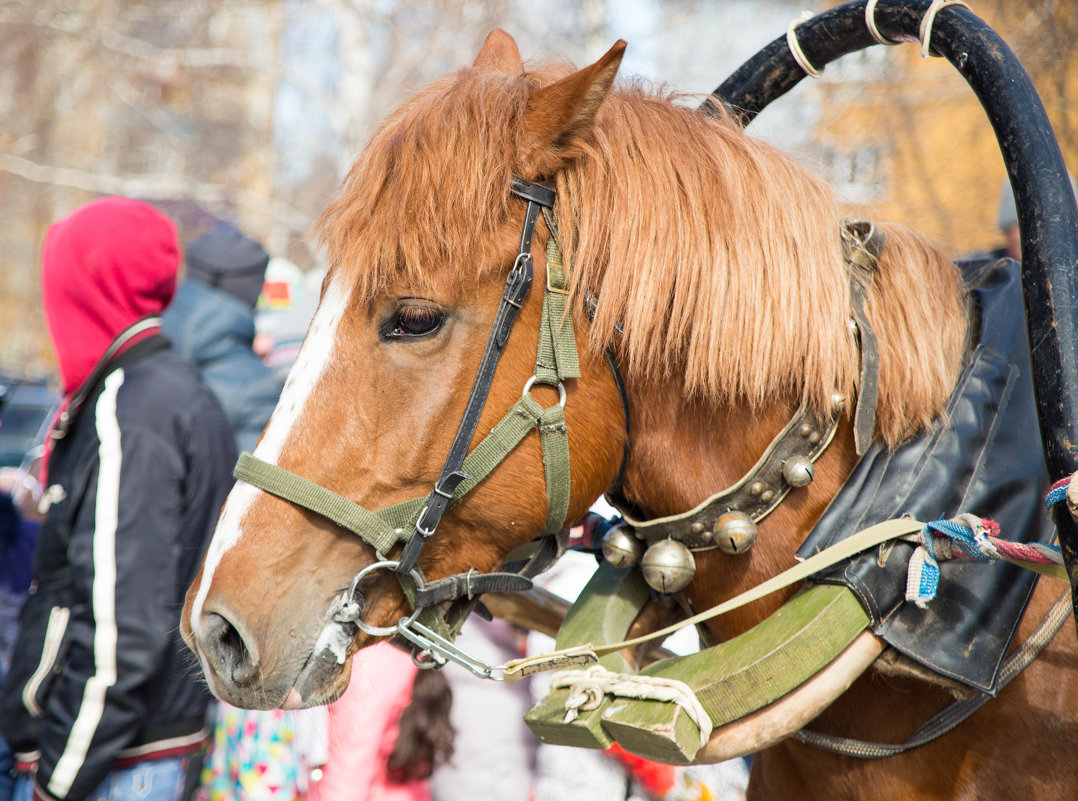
[518, 40, 626, 178]
[473, 29, 523, 74]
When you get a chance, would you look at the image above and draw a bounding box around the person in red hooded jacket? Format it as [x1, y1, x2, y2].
[0, 198, 236, 801]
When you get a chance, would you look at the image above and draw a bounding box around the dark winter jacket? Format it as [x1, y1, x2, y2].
[0, 336, 235, 801]
[162, 280, 281, 454]
[0, 197, 236, 801]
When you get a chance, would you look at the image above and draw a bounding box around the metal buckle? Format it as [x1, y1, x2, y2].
[546, 265, 570, 295]
[502, 254, 532, 308]
[414, 506, 436, 538]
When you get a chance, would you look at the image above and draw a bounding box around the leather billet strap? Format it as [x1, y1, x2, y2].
[398, 176, 557, 574]
[842, 220, 885, 456]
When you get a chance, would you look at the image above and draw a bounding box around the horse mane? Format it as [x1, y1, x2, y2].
[317, 60, 969, 447]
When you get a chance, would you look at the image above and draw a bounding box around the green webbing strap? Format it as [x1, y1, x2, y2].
[534, 234, 581, 386]
[451, 396, 547, 497]
[233, 393, 565, 559]
[538, 404, 571, 537]
[234, 453, 408, 555]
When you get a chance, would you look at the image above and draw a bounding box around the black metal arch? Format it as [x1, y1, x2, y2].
[708, 0, 1078, 620]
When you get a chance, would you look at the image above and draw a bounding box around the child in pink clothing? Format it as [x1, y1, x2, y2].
[312, 643, 453, 801]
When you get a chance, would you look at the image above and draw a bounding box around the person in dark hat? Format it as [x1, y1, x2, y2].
[162, 224, 282, 454]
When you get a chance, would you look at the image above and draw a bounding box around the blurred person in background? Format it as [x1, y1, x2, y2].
[162, 225, 327, 801]
[162, 225, 282, 454]
[253, 259, 322, 386]
[430, 618, 535, 801]
[1, 447, 49, 801]
[312, 644, 454, 801]
[0, 197, 235, 801]
[0, 483, 20, 801]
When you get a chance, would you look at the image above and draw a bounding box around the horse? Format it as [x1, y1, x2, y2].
[181, 29, 1078, 799]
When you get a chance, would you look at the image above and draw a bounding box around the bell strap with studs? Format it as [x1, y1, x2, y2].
[608, 399, 841, 552]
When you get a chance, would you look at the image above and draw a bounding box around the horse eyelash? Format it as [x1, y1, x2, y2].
[381, 302, 446, 339]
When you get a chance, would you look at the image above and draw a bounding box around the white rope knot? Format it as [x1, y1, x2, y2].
[919, 0, 972, 58]
[786, 11, 823, 78]
[559, 671, 606, 722]
[549, 664, 714, 746]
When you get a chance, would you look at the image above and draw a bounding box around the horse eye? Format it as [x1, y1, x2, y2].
[386, 304, 445, 338]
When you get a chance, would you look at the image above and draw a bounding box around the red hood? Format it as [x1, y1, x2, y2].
[41, 197, 179, 395]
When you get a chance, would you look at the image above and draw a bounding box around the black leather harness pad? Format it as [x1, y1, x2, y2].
[797, 257, 1052, 694]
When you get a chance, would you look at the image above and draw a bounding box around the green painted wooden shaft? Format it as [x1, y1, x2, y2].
[526, 580, 870, 763]
[601, 584, 869, 762]
[524, 561, 650, 748]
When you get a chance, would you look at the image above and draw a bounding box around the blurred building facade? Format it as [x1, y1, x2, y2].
[810, 0, 1078, 255]
[1, 0, 1076, 374]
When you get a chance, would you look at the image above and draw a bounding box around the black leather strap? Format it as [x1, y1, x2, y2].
[398, 177, 555, 574]
[843, 221, 885, 455]
[414, 570, 534, 606]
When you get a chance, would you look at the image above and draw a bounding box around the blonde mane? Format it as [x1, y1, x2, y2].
[317, 62, 969, 447]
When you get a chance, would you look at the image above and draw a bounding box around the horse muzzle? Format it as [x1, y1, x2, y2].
[186, 595, 359, 710]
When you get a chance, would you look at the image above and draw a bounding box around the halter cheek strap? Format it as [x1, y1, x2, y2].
[397, 176, 558, 573]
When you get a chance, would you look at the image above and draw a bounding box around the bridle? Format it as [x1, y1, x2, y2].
[232, 174, 883, 673]
[233, 175, 627, 669]
[399, 176, 563, 574]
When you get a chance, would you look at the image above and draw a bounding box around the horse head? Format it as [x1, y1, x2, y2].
[181, 30, 968, 716]
[181, 31, 633, 709]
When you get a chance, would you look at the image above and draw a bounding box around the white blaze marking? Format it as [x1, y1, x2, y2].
[191, 277, 350, 637]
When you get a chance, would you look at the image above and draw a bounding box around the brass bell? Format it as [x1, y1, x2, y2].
[601, 526, 645, 568]
[782, 455, 815, 488]
[640, 539, 696, 594]
[714, 511, 758, 555]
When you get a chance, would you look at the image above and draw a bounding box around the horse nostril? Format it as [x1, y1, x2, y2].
[201, 611, 260, 686]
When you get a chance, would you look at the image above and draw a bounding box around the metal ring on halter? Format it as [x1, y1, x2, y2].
[522, 376, 566, 408]
[412, 649, 447, 670]
[347, 559, 426, 637]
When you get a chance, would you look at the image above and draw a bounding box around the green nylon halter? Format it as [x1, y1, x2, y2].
[232, 217, 579, 618]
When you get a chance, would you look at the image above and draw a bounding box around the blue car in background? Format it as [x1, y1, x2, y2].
[0, 376, 60, 469]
